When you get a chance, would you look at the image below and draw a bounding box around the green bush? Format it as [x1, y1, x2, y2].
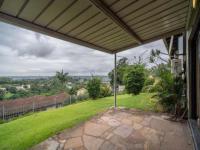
[87, 77, 101, 99]
[144, 76, 155, 86]
[142, 78, 161, 93]
[100, 84, 112, 98]
[123, 65, 145, 95]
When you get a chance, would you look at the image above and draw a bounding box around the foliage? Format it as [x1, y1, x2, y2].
[6, 86, 17, 94]
[0, 93, 155, 150]
[100, 84, 112, 98]
[87, 77, 101, 99]
[108, 57, 128, 86]
[10, 90, 31, 99]
[123, 64, 145, 95]
[152, 63, 185, 114]
[149, 49, 169, 64]
[0, 89, 5, 100]
[56, 70, 69, 84]
[0, 77, 12, 84]
[68, 87, 77, 95]
[142, 76, 158, 93]
[144, 76, 155, 86]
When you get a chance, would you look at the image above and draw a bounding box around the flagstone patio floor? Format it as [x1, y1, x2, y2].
[31, 108, 193, 150]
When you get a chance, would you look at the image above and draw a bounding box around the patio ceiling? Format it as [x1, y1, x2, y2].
[0, 0, 189, 54]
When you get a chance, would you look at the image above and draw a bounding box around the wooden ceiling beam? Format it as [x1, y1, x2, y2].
[89, 0, 142, 44]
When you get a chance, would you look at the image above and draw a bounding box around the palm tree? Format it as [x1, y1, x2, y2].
[56, 70, 69, 86]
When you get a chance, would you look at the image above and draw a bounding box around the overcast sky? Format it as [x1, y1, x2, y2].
[0, 21, 167, 76]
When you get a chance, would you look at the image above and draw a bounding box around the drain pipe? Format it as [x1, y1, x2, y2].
[114, 53, 117, 108]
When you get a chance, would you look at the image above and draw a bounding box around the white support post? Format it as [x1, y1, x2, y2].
[114, 53, 117, 108]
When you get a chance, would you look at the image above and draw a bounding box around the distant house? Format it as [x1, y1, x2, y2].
[118, 85, 125, 92]
[77, 88, 88, 96]
[16, 85, 25, 90]
[15, 84, 31, 90]
[0, 88, 6, 91]
[25, 84, 31, 89]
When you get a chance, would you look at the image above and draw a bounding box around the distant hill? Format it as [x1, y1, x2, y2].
[0, 75, 110, 82]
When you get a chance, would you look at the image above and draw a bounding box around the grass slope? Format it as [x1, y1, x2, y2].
[0, 93, 155, 150]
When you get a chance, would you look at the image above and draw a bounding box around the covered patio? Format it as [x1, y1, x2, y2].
[0, 0, 189, 106]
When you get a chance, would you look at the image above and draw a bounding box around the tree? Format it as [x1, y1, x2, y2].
[123, 65, 145, 95]
[149, 49, 169, 65]
[0, 89, 5, 100]
[87, 77, 101, 99]
[56, 70, 69, 85]
[6, 86, 17, 94]
[108, 57, 128, 86]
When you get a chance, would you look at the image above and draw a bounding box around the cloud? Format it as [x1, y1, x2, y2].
[0, 21, 168, 76]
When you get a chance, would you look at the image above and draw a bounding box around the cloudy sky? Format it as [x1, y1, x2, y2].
[0, 21, 167, 76]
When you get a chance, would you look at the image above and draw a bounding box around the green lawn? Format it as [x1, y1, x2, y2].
[3, 92, 13, 99]
[0, 93, 155, 150]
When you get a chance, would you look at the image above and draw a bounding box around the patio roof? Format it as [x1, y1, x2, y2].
[0, 0, 189, 54]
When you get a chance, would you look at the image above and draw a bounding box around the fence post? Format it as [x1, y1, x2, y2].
[32, 101, 35, 112]
[2, 104, 5, 120]
[55, 97, 57, 108]
[70, 95, 71, 104]
[22, 105, 24, 114]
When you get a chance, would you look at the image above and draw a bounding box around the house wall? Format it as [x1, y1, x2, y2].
[186, 1, 200, 121]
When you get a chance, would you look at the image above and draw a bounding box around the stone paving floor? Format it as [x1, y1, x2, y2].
[31, 108, 194, 150]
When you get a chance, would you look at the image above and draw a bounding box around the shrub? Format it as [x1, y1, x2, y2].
[87, 77, 101, 99]
[152, 64, 186, 115]
[142, 78, 161, 93]
[123, 65, 145, 95]
[100, 84, 112, 98]
[144, 76, 155, 86]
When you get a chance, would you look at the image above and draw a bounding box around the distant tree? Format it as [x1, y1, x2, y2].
[30, 83, 41, 94]
[87, 77, 101, 99]
[149, 49, 169, 65]
[123, 64, 145, 95]
[56, 70, 69, 86]
[0, 77, 12, 84]
[108, 57, 128, 86]
[6, 86, 17, 94]
[11, 90, 30, 99]
[0, 89, 5, 100]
